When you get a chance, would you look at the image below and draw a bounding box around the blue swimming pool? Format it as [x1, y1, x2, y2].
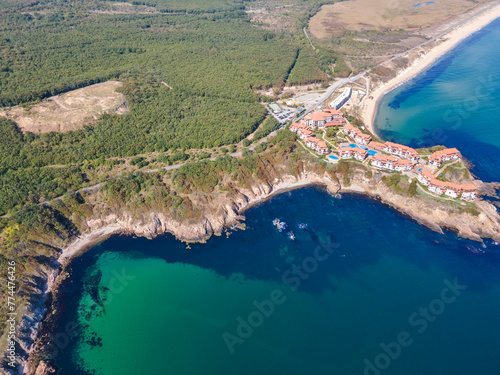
[328, 155, 339, 160]
[342, 143, 378, 156]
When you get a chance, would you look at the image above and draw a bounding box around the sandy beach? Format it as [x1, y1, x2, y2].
[361, 2, 500, 137]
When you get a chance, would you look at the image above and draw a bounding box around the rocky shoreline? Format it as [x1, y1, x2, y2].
[12, 169, 500, 375]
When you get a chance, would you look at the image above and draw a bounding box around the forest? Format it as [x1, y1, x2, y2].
[0, 0, 350, 355]
[0, 0, 338, 216]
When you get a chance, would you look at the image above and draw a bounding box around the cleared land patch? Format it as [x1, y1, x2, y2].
[0, 81, 128, 134]
[309, 0, 492, 38]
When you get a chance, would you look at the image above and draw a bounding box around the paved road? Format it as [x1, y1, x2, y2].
[5, 6, 494, 219]
[296, 1, 500, 121]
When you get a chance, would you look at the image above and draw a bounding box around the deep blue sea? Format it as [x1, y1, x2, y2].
[52, 188, 500, 375]
[51, 18, 500, 375]
[374, 17, 500, 183]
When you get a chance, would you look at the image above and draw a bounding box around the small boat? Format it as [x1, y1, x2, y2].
[334, 194, 342, 199]
[288, 231, 296, 240]
[276, 221, 287, 231]
[465, 244, 485, 254]
[298, 223, 308, 230]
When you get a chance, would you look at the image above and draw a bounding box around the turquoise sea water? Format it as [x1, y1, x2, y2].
[53, 188, 500, 375]
[51, 19, 500, 375]
[374, 17, 500, 182]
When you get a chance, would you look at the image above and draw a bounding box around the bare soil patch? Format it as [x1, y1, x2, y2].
[0, 81, 128, 134]
[309, 0, 493, 38]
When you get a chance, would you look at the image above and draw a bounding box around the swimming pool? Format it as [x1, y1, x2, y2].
[328, 155, 339, 160]
[342, 143, 378, 156]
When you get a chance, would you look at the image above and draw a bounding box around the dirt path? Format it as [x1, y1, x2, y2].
[434, 159, 460, 176]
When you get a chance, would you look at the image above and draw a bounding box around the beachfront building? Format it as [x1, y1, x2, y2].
[384, 142, 420, 162]
[428, 148, 461, 167]
[330, 87, 352, 110]
[371, 154, 398, 171]
[343, 123, 357, 138]
[354, 132, 372, 145]
[340, 147, 367, 161]
[368, 141, 386, 153]
[417, 169, 434, 186]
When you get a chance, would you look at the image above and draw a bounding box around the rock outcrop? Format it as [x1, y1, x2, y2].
[18, 167, 500, 374]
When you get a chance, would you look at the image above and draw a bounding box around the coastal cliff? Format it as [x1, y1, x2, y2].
[62, 170, 500, 246]
[12, 163, 500, 375]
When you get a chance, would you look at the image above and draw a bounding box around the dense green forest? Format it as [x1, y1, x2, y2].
[105, 0, 249, 12]
[0, 0, 338, 214]
[0, 0, 349, 354]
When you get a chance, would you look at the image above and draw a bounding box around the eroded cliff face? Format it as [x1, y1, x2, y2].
[21, 167, 500, 375]
[68, 169, 500, 246]
[79, 171, 341, 243]
[343, 170, 500, 243]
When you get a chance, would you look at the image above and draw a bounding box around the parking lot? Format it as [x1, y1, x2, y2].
[269, 106, 300, 125]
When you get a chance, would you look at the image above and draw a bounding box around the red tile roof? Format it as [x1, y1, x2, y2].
[419, 169, 435, 180]
[305, 111, 332, 121]
[430, 148, 461, 158]
[369, 141, 385, 151]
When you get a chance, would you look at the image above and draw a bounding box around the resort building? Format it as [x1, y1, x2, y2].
[419, 170, 477, 200]
[354, 133, 372, 145]
[371, 154, 398, 171]
[368, 141, 386, 153]
[417, 169, 434, 186]
[384, 142, 420, 162]
[340, 147, 354, 159]
[304, 112, 328, 127]
[340, 147, 367, 161]
[324, 108, 344, 119]
[330, 87, 352, 110]
[444, 182, 462, 199]
[325, 118, 346, 127]
[315, 140, 329, 155]
[428, 148, 461, 167]
[395, 159, 413, 172]
[304, 109, 343, 128]
[290, 122, 308, 133]
[343, 124, 372, 145]
[460, 184, 478, 201]
[428, 179, 447, 195]
[305, 137, 328, 154]
[297, 128, 314, 140]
